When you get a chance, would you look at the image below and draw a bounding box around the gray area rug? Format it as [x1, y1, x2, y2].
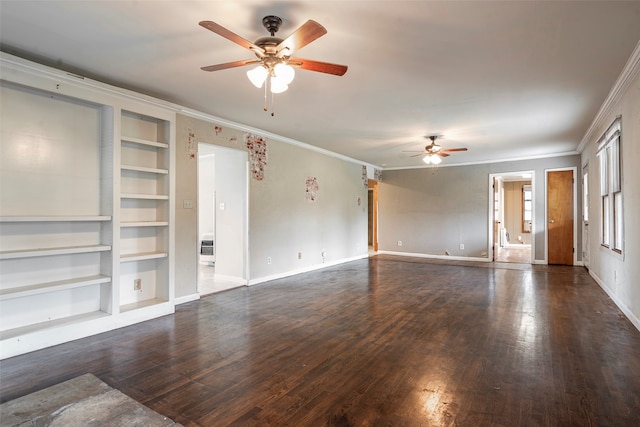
[0, 373, 182, 426]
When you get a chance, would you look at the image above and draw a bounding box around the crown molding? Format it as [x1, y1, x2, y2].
[2, 51, 377, 169]
[577, 40, 640, 153]
[383, 150, 580, 171]
[178, 108, 379, 169]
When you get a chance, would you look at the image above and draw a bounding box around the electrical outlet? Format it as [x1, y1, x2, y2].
[397, 240, 403, 246]
[134, 278, 142, 291]
[267, 257, 272, 265]
[298, 252, 302, 259]
[460, 243, 465, 250]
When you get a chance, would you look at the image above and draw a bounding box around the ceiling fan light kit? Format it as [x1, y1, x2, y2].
[403, 135, 468, 165]
[199, 15, 348, 114]
[423, 154, 442, 165]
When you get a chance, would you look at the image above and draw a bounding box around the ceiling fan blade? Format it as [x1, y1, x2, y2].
[441, 148, 468, 153]
[199, 21, 264, 53]
[438, 153, 450, 157]
[201, 59, 260, 72]
[277, 20, 327, 55]
[289, 57, 348, 76]
[410, 153, 425, 158]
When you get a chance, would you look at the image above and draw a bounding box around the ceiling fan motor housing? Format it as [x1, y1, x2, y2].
[262, 15, 282, 36]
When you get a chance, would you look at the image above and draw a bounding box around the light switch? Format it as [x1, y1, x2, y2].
[183, 200, 193, 209]
[219, 202, 225, 210]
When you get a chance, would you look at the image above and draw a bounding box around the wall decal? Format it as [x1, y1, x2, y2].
[306, 177, 319, 202]
[244, 133, 267, 181]
[362, 165, 368, 188]
[357, 196, 362, 206]
[230, 135, 237, 144]
[214, 125, 222, 135]
[186, 128, 196, 159]
[374, 168, 383, 181]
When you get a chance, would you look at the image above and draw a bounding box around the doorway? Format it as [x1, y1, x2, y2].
[547, 168, 575, 265]
[489, 172, 534, 264]
[368, 180, 379, 253]
[197, 143, 249, 295]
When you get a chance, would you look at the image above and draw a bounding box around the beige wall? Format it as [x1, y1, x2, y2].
[174, 114, 369, 299]
[379, 155, 581, 262]
[581, 57, 640, 329]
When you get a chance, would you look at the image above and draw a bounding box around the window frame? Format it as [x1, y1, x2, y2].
[597, 116, 623, 255]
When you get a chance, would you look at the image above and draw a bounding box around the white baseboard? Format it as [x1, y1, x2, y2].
[377, 250, 490, 263]
[174, 293, 200, 305]
[590, 270, 640, 332]
[213, 274, 247, 285]
[248, 254, 369, 286]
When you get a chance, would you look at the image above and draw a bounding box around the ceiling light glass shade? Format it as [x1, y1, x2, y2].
[247, 65, 268, 88]
[423, 154, 442, 165]
[270, 76, 288, 94]
[274, 63, 295, 85]
[431, 145, 442, 152]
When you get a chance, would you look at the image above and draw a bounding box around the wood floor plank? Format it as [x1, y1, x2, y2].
[1, 256, 640, 426]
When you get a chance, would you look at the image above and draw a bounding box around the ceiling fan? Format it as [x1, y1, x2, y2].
[405, 135, 468, 165]
[199, 16, 348, 98]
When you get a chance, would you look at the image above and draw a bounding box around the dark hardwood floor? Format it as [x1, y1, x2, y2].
[2, 256, 640, 426]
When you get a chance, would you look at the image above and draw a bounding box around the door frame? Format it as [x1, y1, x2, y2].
[488, 171, 535, 263]
[196, 143, 250, 292]
[582, 163, 589, 269]
[545, 167, 578, 265]
[368, 180, 379, 252]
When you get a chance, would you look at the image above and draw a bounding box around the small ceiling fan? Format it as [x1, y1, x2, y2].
[404, 135, 468, 164]
[199, 16, 348, 94]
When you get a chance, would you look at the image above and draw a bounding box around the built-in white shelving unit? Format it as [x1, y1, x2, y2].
[0, 81, 115, 356]
[0, 53, 175, 359]
[118, 109, 173, 316]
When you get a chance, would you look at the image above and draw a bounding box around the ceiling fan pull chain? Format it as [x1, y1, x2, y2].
[271, 91, 276, 116]
[263, 79, 268, 112]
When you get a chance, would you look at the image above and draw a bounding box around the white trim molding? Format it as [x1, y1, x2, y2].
[377, 250, 490, 263]
[248, 254, 369, 286]
[590, 271, 640, 333]
[577, 40, 640, 153]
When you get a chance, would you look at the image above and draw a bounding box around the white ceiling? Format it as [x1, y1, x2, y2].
[2, 1, 639, 169]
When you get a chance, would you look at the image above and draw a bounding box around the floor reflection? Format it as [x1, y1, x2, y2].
[198, 262, 244, 295]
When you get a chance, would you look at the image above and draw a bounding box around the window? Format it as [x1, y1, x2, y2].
[522, 184, 532, 233]
[597, 116, 622, 253]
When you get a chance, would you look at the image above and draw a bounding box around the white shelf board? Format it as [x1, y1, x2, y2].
[121, 165, 168, 175]
[120, 193, 169, 200]
[120, 297, 168, 313]
[0, 275, 111, 300]
[120, 221, 168, 227]
[0, 311, 111, 340]
[121, 136, 168, 149]
[0, 216, 111, 222]
[0, 244, 112, 260]
[120, 251, 168, 262]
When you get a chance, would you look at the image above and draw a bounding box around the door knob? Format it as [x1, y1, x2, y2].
[549, 219, 555, 223]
